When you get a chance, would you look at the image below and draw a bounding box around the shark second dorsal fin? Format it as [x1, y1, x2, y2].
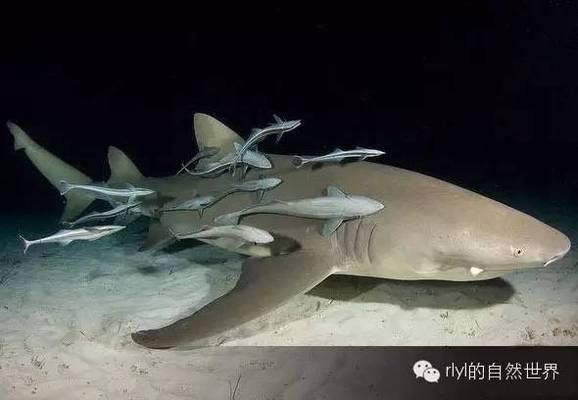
[193, 114, 245, 162]
[107, 146, 144, 184]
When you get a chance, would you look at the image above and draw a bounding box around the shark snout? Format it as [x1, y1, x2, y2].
[543, 232, 571, 267]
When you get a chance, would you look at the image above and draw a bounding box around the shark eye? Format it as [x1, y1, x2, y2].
[513, 248, 524, 257]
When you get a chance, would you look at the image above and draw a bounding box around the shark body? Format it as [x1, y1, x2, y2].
[7, 114, 571, 349]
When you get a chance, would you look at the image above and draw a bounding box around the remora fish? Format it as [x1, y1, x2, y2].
[64, 201, 143, 227]
[163, 195, 217, 216]
[214, 186, 384, 236]
[226, 177, 283, 201]
[59, 180, 155, 199]
[19, 225, 126, 253]
[172, 224, 274, 244]
[293, 147, 386, 168]
[184, 145, 271, 178]
[176, 146, 220, 175]
[231, 115, 301, 171]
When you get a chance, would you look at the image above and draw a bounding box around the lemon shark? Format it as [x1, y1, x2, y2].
[7, 114, 571, 349]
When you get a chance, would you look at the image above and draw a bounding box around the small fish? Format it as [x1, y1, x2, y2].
[293, 147, 385, 168]
[176, 147, 220, 175]
[19, 225, 126, 253]
[231, 177, 283, 201]
[231, 115, 301, 171]
[214, 186, 384, 236]
[183, 146, 271, 178]
[171, 224, 274, 244]
[163, 195, 217, 216]
[59, 181, 155, 200]
[64, 201, 143, 227]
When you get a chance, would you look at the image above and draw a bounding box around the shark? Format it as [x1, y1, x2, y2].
[7, 113, 571, 349]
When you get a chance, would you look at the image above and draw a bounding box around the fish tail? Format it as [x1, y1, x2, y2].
[19, 235, 32, 254]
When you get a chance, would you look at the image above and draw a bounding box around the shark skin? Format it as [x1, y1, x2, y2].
[8, 116, 571, 349]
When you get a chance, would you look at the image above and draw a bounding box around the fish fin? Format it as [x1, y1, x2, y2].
[107, 146, 144, 184]
[193, 114, 245, 161]
[275, 132, 284, 144]
[242, 164, 249, 178]
[139, 221, 175, 252]
[7, 122, 96, 222]
[321, 218, 344, 237]
[131, 250, 336, 348]
[326, 186, 347, 198]
[334, 147, 344, 152]
[198, 207, 204, 218]
[257, 190, 264, 202]
[250, 128, 261, 136]
[272, 114, 283, 123]
[355, 146, 366, 150]
[60, 240, 73, 246]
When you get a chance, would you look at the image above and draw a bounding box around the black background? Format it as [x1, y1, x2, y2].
[1, 2, 577, 216]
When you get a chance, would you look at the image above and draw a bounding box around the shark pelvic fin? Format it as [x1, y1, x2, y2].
[7, 122, 96, 222]
[193, 113, 245, 162]
[107, 146, 144, 184]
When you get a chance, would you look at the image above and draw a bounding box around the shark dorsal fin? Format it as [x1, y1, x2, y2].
[193, 114, 245, 161]
[326, 186, 347, 198]
[107, 146, 144, 184]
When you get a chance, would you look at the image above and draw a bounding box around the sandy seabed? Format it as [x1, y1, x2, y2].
[0, 204, 576, 399]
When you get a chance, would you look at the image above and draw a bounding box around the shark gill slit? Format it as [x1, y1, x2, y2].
[367, 223, 378, 265]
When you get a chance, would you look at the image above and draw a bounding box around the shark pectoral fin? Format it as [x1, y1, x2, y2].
[139, 221, 175, 252]
[131, 250, 336, 348]
[321, 218, 344, 236]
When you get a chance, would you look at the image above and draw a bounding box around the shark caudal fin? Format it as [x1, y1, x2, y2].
[7, 122, 96, 222]
[193, 113, 245, 162]
[107, 146, 144, 184]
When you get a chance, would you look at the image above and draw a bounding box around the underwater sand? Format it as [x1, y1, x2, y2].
[0, 196, 576, 399]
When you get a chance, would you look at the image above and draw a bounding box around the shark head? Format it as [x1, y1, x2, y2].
[374, 186, 572, 280]
[423, 195, 571, 277]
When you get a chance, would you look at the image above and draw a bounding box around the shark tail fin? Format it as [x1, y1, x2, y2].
[193, 113, 245, 163]
[19, 235, 32, 254]
[107, 146, 144, 184]
[7, 122, 96, 222]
